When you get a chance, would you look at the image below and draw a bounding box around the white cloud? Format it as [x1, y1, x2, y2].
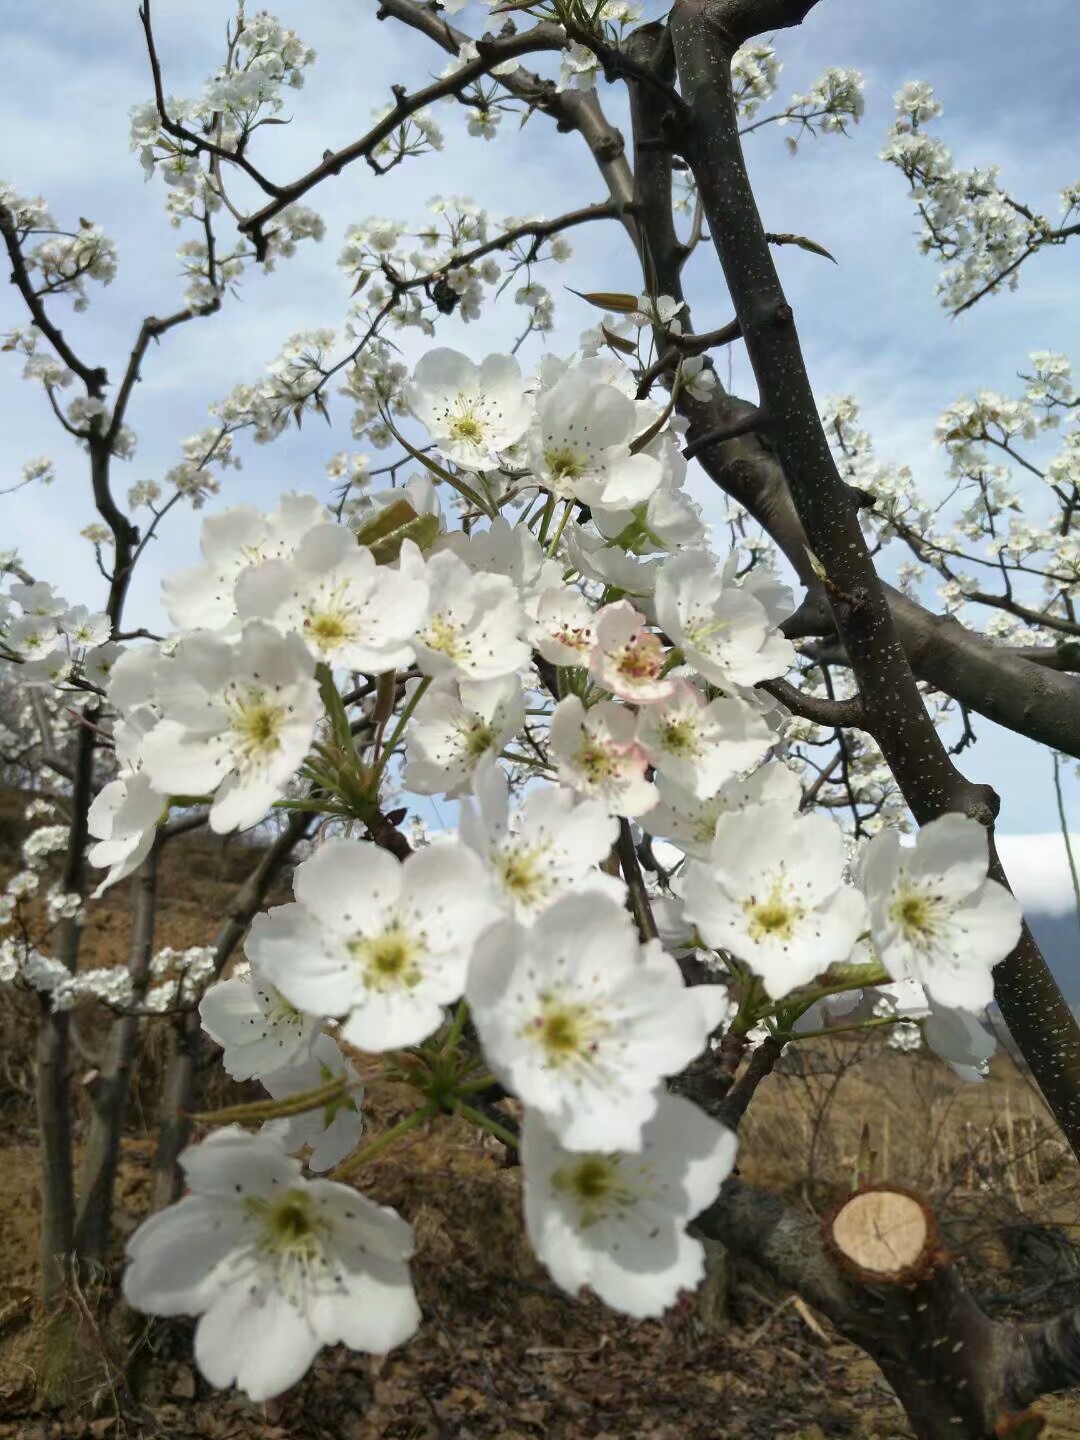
[997, 832, 1080, 916]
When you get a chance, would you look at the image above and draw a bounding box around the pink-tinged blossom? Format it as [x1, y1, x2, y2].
[588, 600, 674, 703]
[549, 696, 657, 816]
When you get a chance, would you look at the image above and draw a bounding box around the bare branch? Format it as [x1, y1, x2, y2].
[240, 19, 571, 254]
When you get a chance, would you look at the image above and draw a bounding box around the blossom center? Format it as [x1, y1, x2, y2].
[449, 412, 484, 444]
[252, 1189, 327, 1263]
[259, 983, 306, 1035]
[552, 1155, 638, 1226]
[496, 844, 552, 908]
[575, 737, 617, 785]
[230, 693, 285, 759]
[304, 591, 357, 652]
[423, 613, 467, 662]
[661, 717, 700, 756]
[744, 880, 803, 942]
[545, 445, 589, 494]
[553, 624, 593, 656]
[527, 993, 605, 1067]
[350, 923, 424, 991]
[891, 887, 940, 941]
[609, 631, 664, 684]
[685, 615, 729, 654]
[462, 719, 498, 759]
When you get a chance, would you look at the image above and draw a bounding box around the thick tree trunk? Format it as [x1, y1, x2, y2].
[700, 1180, 1041, 1439]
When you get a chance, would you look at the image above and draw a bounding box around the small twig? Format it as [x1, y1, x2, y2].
[757, 676, 864, 727]
[617, 818, 659, 941]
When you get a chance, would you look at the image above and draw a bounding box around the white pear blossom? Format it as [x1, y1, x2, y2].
[470, 891, 730, 1150]
[531, 586, 597, 668]
[249, 837, 500, 1051]
[9, 580, 65, 618]
[139, 623, 321, 834]
[530, 374, 661, 512]
[405, 673, 525, 796]
[631, 294, 684, 329]
[263, 1033, 364, 1173]
[549, 696, 657, 816]
[588, 600, 674, 703]
[200, 966, 318, 1081]
[459, 762, 621, 922]
[405, 547, 530, 681]
[522, 1093, 736, 1317]
[654, 549, 795, 688]
[59, 605, 111, 647]
[860, 813, 1023, 1011]
[406, 348, 531, 469]
[683, 803, 867, 998]
[123, 1128, 420, 1401]
[82, 640, 124, 690]
[86, 771, 167, 897]
[567, 524, 661, 597]
[5, 613, 62, 663]
[437, 517, 560, 618]
[636, 681, 773, 797]
[107, 642, 167, 717]
[236, 524, 429, 673]
[162, 493, 331, 633]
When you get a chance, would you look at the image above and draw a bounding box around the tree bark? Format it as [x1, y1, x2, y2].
[74, 845, 159, 1265]
[36, 721, 97, 1302]
[699, 1180, 1049, 1439]
[151, 814, 311, 1207]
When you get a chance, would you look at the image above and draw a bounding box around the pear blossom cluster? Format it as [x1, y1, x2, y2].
[0, 577, 116, 689]
[882, 81, 1080, 312]
[12, 328, 1027, 1400]
[824, 355, 1080, 649]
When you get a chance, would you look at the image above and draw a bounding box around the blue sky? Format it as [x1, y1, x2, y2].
[1, 0, 1079, 889]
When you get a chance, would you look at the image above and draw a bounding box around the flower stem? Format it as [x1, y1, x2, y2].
[331, 1100, 440, 1181]
[185, 1075, 353, 1127]
[441, 998, 470, 1055]
[791, 1014, 916, 1043]
[546, 499, 574, 557]
[374, 676, 432, 781]
[537, 491, 557, 546]
[456, 1101, 520, 1151]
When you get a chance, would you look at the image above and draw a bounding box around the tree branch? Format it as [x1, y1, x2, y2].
[0, 203, 107, 394]
[241, 19, 571, 255]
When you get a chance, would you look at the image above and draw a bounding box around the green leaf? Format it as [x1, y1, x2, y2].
[355, 497, 440, 563]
